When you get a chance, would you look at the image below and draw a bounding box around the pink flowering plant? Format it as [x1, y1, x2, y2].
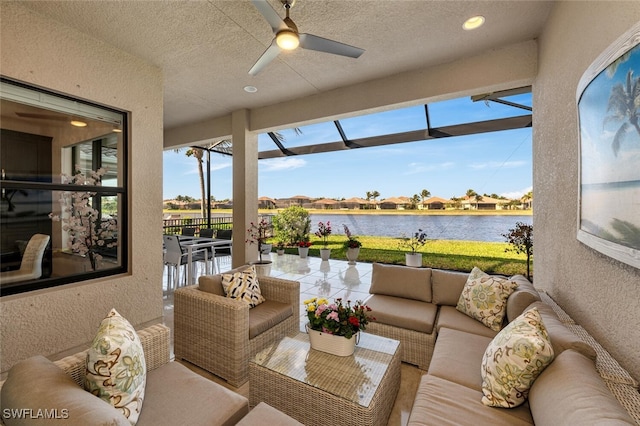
[314, 221, 332, 247]
[303, 297, 374, 339]
[246, 218, 272, 261]
[343, 224, 362, 248]
[49, 167, 117, 271]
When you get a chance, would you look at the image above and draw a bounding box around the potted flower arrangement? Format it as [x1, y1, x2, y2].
[315, 221, 332, 261]
[246, 218, 273, 275]
[343, 225, 362, 265]
[275, 240, 286, 256]
[399, 229, 428, 267]
[49, 167, 117, 271]
[297, 239, 312, 258]
[303, 297, 374, 356]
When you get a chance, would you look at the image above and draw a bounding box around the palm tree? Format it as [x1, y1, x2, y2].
[522, 191, 533, 209]
[465, 189, 482, 209]
[605, 69, 640, 156]
[420, 189, 431, 201]
[410, 194, 421, 209]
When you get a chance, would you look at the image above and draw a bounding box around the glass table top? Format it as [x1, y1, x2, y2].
[251, 332, 400, 407]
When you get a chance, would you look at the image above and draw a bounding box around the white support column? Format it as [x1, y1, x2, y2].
[231, 109, 258, 267]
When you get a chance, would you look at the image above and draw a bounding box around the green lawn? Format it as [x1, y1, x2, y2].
[272, 235, 532, 278]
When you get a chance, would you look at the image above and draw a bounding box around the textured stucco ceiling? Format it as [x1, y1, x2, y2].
[15, 0, 553, 130]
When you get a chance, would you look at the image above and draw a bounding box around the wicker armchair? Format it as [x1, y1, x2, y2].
[174, 268, 300, 387]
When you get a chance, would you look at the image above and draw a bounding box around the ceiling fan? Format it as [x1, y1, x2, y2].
[249, 0, 365, 76]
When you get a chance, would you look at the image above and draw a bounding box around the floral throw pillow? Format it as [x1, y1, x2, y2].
[85, 309, 146, 425]
[481, 307, 555, 408]
[221, 265, 265, 308]
[456, 270, 518, 331]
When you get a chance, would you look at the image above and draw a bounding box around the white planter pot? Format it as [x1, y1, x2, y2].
[298, 247, 309, 258]
[346, 247, 360, 265]
[405, 252, 422, 267]
[260, 243, 272, 255]
[250, 261, 272, 277]
[306, 323, 358, 356]
[276, 249, 285, 256]
[320, 248, 331, 261]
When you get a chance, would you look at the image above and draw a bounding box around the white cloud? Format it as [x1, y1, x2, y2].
[500, 186, 532, 200]
[469, 160, 527, 170]
[260, 157, 307, 172]
[404, 161, 455, 175]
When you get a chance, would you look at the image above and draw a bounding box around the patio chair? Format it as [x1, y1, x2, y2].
[182, 227, 195, 236]
[174, 266, 300, 387]
[0, 234, 50, 285]
[162, 234, 207, 290]
[212, 229, 232, 272]
[199, 228, 215, 238]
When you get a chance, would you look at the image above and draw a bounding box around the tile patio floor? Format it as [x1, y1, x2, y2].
[162, 253, 422, 426]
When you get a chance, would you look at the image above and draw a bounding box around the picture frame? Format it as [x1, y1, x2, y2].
[576, 22, 640, 270]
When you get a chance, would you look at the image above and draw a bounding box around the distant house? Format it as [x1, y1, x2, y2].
[340, 197, 372, 210]
[312, 198, 339, 209]
[258, 196, 277, 209]
[275, 195, 312, 208]
[380, 196, 411, 210]
[460, 195, 509, 210]
[422, 196, 450, 210]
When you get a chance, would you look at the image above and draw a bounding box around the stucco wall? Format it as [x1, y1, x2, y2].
[534, 2, 640, 381]
[0, 3, 164, 374]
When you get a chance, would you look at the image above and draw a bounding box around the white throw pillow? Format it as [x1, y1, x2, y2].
[221, 264, 265, 308]
[481, 307, 555, 408]
[85, 309, 146, 425]
[456, 268, 517, 331]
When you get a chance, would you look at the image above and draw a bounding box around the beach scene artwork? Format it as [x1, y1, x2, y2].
[578, 32, 640, 268]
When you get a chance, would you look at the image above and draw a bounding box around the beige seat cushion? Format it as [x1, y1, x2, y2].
[369, 263, 432, 302]
[0, 355, 129, 426]
[408, 374, 533, 426]
[138, 361, 248, 426]
[431, 269, 470, 306]
[365, 294, 438, 333]
[528, 350, 635, 425]
[248, 300, 293, 339]
[435, 306, 499, 338]
[427, 327, 493, 391]
[236, 402, 303, 425]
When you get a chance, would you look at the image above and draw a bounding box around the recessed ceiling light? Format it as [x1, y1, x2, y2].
[244, 85, 258, 93]
[70, 120, 87, 127]
[463, 15, 485, 31]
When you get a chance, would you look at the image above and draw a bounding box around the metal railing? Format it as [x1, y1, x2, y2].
[162, 214, 273, 236]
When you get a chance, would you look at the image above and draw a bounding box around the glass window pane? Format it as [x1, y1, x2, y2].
[1, 78, 127, 296]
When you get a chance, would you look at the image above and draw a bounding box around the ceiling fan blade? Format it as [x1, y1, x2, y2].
[299, 33, 364, 59]
[249, 41, 281, 76]
[251, 0, 288, 33]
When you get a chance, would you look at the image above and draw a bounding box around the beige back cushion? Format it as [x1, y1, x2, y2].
[528, 349, 635, 425]
[431, 269, 470, 305]
[369, 263, 432, 302]
[198, 265, 250, 296]
[506, 275, 541, 322]
[528, 301, 597, 361]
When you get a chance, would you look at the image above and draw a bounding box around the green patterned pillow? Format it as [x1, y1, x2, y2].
[481, 307, 555, 408]
[221, 265, 265, 308]
[456, 271, 517, 331]
[85, 309, 146, 424]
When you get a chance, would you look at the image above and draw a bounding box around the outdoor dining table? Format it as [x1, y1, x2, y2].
[179, 237, 232, 284]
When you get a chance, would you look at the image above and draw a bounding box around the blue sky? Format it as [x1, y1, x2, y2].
[163, 94, 532, 201]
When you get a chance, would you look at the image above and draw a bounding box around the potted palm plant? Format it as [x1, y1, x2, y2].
[399, 229, 428, 267]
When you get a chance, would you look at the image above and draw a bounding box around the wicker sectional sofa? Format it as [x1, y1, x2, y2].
[364, 263, 638, 425]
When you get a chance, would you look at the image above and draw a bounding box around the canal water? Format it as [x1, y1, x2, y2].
[309, 214, 532, 242]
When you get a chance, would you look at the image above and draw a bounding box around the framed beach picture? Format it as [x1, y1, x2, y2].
[576, 22, 640, 270]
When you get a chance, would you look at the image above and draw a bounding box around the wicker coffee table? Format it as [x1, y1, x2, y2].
[249, 332, 400, 426]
